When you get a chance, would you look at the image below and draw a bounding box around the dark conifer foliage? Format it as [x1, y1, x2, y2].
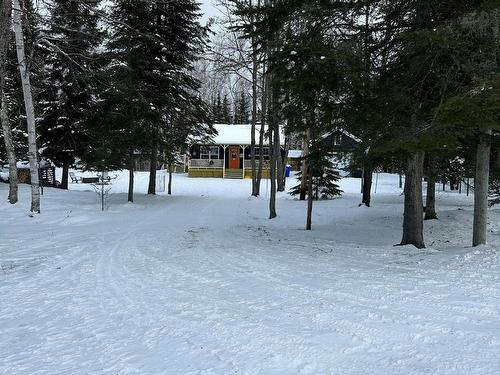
[37, 0, 104, 189]
[211, 92, 223, 123]
[221, 94, 231, 123]
[0, 0, 40, 161]
[83, 0, 212, 179]
[290, 155, 342, 200]
[233, 91, 249, 124]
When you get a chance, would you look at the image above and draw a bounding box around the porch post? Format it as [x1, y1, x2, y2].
[222, 145, 227, 179]
[242, 145, 246, 179]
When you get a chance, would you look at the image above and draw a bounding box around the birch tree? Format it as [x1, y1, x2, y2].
[12, 0, 40, 214]
[0, 0, 18, 204]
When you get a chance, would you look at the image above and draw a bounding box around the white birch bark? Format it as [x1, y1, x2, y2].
[12, 0, 40, 214]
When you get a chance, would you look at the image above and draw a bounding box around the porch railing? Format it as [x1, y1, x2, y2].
[243, 160, 270, 169]
[190, 159, 223, 168]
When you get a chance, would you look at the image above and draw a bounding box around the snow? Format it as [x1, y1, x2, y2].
[288, 149, 303, 158]
[1, 173, 499, 374]
[195, 124, 285, 146]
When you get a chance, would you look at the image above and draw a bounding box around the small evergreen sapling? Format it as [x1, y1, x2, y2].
[290, 155, 342, 200]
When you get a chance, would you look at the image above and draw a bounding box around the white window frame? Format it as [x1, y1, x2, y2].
[334, 135, 342, 146]
[201, 146, 220, 160]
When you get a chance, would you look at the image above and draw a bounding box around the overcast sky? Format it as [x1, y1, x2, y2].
[199, 0, 221, 24]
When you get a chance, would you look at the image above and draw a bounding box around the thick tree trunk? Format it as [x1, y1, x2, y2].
[168, 167, 172, 195]
[424, 174, 437, 220]
[362, 167, 373, 207]
[12, 0, 40, 214]
[400, 151, 425, 248]
[299, 130, 310, 201]
[1, 94, 18, 203]
[128, 155, 134, 203]
[450, 177, 456, 191]
[275, 126, 284, 192]
[0, 0, 17, 204]
[473, 128, 492, 246]
[61, 161, 69, 190]
[147, 139, 158, 195]
[268, 125, 277, 219]
[306, 164, 313, 230]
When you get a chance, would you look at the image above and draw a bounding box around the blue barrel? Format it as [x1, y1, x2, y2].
[285, 165, 292, 178]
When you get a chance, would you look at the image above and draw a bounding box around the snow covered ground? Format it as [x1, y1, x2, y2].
[1, 172, 499, 375]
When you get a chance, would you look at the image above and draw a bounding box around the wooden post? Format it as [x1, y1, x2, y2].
[222, 145, 227, 179]
[242, 145, 246, 179]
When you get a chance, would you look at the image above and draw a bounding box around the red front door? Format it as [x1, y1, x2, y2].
[229, 146, 240, 169]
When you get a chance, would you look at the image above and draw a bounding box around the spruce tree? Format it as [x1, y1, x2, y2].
[37, 0, 104, 189]
[221, 94, 231, 123]
[94, 0, 210, 199]
[212, 92, 223, 123]
[234, 91, 249, 124]
[290, 155, 342, 200]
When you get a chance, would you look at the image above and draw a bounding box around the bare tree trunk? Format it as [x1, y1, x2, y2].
[0, 0, 17, 204]
[275, 125, 284, 192]
[168, 166, 172, 195]
[268, 124, 277, 219]
[12, 0, 40, 214]
[424, 174, 437, 220]
[250, 28, 258, 196]
[128, 154, 134, 203]
[306, 163, 313, 230]
[255, 71, 267, 196]
[399, 173, 403, 189]
[0, 93, 17, 203]
[61, 161, 69, 190]
[400, 151, 425, 248]
[473, 127, 491, 246]
[268, 78, 277, 219]
[147, 139, 158, 195]
[362, 166, 373, 207]
[299, 129, 310, 201]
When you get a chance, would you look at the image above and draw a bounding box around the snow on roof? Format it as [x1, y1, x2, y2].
[200, 124, 285, 146]
[288, 149, 303, 158]
[321, 129, 361, 143]
[340, 129, 361, 143]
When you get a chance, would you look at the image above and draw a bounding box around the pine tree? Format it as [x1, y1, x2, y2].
[234, 90, 249, 124]
[290, 155, 342, 200]
[37, 0, 104, 189]
[221, 94, 231, 123]
[91, 0, 211, 199]
[212, 92, 222, 123]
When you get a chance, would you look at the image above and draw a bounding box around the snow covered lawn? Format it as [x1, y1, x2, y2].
[1, 173, 499, 374]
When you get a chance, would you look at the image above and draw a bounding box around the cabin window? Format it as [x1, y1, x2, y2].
[201, 146, 220, 159]
[255, 147, 269, 156]
[334, 135, 342, 146]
